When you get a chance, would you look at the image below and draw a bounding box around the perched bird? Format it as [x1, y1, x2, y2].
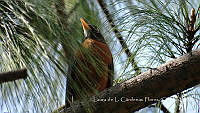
[65, 18, 114, 108]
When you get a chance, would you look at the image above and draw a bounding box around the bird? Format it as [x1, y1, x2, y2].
[65, 18, 114, 108]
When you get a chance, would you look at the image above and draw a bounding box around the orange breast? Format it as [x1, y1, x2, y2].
[81, 38, 112, 65]
[74, 38, 112, 93]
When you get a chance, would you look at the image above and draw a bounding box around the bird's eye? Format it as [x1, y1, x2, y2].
[92, 26, 100, 33]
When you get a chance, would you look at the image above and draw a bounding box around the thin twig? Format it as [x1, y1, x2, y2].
[174, 93, 181, 113]
[97, 0, 141, 74]
[0, 68, 28, 84]
[158, 103, 171, 113]
[149, 102, 171, 113]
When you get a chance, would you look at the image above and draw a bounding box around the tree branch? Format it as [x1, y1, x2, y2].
[56, 48, 200, 113]
[55, 0, 80, 29]
[55, 0, 68, 29]
[0, 68, 28, 84]
[65, 2, 80, 18]
[97, 0, 141, 74]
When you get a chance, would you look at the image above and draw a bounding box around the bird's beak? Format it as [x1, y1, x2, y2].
[80, 18, 90, 31]
[80, 18, 90, 37]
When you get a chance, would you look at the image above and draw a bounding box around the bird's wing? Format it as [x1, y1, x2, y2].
[107, 56, 114, 88]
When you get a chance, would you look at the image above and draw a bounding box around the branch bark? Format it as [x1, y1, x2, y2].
[0, 68, 28, 84]
[56, 48, 200, 113]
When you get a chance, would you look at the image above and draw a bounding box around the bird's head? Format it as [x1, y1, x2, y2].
[80, 18, 106, 43]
